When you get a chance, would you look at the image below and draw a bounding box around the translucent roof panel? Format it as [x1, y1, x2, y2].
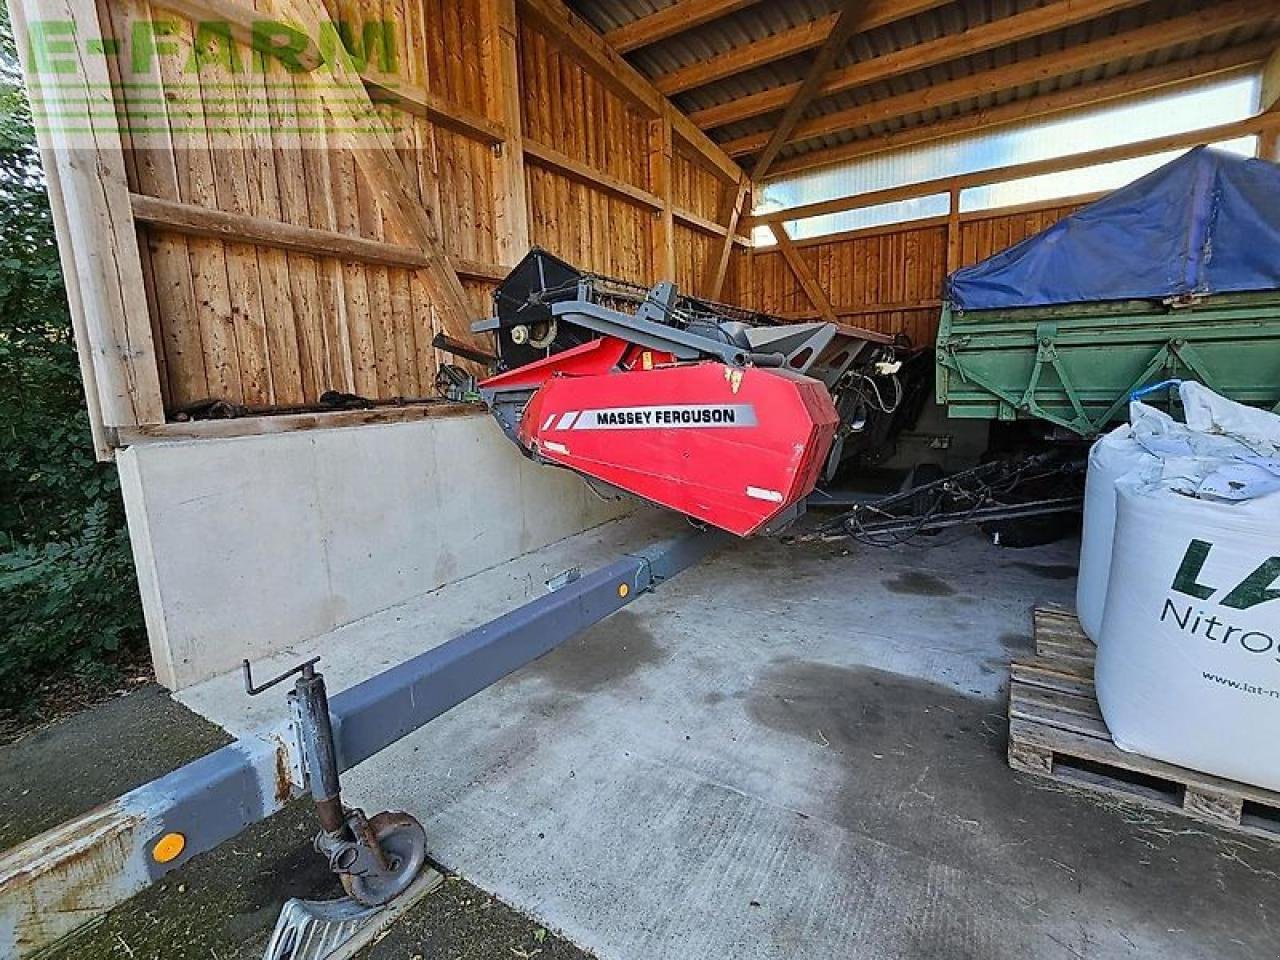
[755, 71, 1262, 225]
[960, 136, 1259, 211]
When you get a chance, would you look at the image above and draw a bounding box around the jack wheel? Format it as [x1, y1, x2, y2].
[340, 811, 428, 907]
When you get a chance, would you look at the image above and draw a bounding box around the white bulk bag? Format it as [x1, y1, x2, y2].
[1096, 475, 1280, 791]
[1076, 403, 1176, 641]
[1077, 427, 1154, 641]
[1181, 381, 1280, 458]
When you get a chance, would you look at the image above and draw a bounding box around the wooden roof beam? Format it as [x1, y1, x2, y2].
[751, 0, 869, 180]
[653, 0, 952, 95]
[721, 0, 1280, 157]
[690, 0, 1152, 131]
[605, 0, 764, 53]
[764, 41, 1272, 178]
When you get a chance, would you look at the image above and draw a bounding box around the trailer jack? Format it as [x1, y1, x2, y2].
[241, 657, 440, 960]
[243, 657, 429, 907]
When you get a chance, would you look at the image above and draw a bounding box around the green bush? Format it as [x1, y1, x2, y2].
[0, 9, 147, 706]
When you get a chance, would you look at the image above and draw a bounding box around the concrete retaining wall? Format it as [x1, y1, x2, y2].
[117, 414, 630, 690]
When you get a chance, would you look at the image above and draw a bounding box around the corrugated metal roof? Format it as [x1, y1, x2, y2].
[565, 0, 1276, 171]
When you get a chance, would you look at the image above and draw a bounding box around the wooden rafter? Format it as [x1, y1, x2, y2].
[653, 0, 951, 96]
[606, 0, 763, 53]
[690, 0, 1152, 131]
[750, 0, 869, 181]
[669, 110, 742, 181]
[764, 41, 1272, 178]
[519, 0, 661, 112]
[722, 0, 1279, 158]
[768, 224, 837, 324]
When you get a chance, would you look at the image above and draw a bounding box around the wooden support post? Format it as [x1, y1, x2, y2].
[945, 181, 962, 276]
[769, 223, 837, 323]
[703, 177, 750, 300]
[649, 111, 676, 282]
[1259, 47, 1280, 162]
[481, 0, 531, 265]
[9, 0, 166, 449]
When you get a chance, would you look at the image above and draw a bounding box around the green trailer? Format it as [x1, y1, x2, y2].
[934, 291, 1280, 437]
[935, 149, 1280, 437]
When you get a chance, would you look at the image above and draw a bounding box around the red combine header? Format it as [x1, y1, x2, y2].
[471, 250, 907, 536]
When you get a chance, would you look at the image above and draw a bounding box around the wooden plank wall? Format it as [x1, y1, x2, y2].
[85, 0, 745, 425]
[734, 198, 1086, 346]
[671, 148, 737, 300]
[520, 26, 654, 285]
[105, 0, 490, 414]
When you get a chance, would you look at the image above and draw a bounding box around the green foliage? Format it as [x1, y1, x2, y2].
[0, 7, 147, 705]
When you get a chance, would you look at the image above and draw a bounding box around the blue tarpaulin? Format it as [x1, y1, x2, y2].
[946, 147, 1280, 310]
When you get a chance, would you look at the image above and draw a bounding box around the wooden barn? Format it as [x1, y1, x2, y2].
[12, 0, 1276, 687]
[4, 0, 1280, 956]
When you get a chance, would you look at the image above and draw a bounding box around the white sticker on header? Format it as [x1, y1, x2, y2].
[564, 404, 758, 429]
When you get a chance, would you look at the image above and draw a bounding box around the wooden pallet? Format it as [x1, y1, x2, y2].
[1007, 607, 1280, 843]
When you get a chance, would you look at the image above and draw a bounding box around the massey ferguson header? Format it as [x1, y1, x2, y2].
[472, 250, 906, 536]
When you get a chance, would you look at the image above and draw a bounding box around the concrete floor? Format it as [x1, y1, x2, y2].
[182, 511, 1280, 960]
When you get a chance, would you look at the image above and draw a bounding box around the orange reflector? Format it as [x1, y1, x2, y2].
[617, 583, 630, 598]
[152, 832, 186, 863]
